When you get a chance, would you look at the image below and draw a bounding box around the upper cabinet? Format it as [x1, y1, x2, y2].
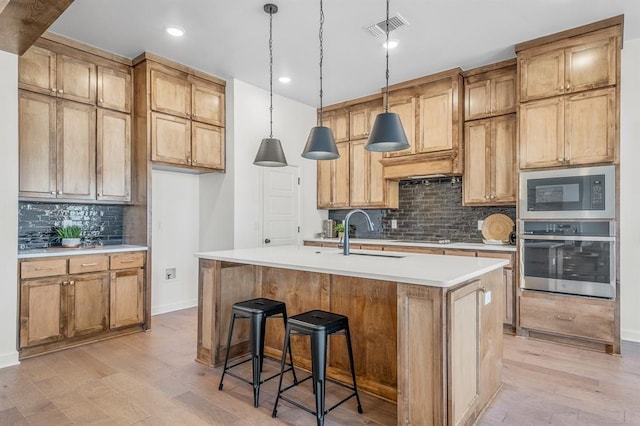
[135, 54, 226, 173]
[380, 69, 464, 179]
[321, 108, 349, 143]
[18, 37, 132, 203]
[517, 22, 622, 169]
[349, 102, 382, 140]
[317, 141, 350, 209]
[464, 61, 516, 120]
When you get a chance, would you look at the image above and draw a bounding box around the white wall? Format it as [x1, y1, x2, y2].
[231, 79, 324, 249]
[0, 51, 19, 367]
[620, 38, 640, 342]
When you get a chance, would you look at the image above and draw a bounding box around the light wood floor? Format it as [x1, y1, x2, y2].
[1, 308, 639, 425]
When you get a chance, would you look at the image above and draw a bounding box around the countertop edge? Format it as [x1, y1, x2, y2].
[18, 245, 148, 259]
[303, 238, 517, 252]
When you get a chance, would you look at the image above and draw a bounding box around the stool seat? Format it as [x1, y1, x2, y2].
[272, 309, 362, 426]
[218, 297, 296, 407]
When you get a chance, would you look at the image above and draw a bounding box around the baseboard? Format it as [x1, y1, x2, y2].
[151, 299, 198, 316]
[621, 328, 640, 343]
[0, 350, 19, 369]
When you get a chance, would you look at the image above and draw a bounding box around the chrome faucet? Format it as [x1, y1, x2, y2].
[342, 209, 375, 255]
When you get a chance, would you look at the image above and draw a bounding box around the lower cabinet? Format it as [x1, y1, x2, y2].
[18, 251, 146, 358]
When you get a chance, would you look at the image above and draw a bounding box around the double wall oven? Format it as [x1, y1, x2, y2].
[519, 165, 616, 299]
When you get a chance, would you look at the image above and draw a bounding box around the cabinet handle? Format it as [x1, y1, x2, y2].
[479, 286, 487, 293]
[81, 263, 97, 267]
[58, 89, 63, 94]
[69, 280, 75, 286]
[97, 193, 102, 197]
[51, 88, 56, 93]
[566, 84, 571, 90]
[99, 99, 103, 103]
[555, 314, 574, 321]
[558, 158, 564, 162]
[62, 281, 68, 286]
[50, 191, 56, 195]
[120, 259, 135, 263]
[35, 266, 53, 271]
[558, 85, 563, 91]
[57, 191, 62, 195]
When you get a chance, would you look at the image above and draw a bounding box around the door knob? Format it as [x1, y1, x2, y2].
[264, 238, 271, 244]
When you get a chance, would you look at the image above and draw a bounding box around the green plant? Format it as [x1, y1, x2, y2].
[56, 225, 82, 239]
[334, 223, 345, 233]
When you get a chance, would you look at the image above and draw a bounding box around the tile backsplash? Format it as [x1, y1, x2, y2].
[329, 177, 516, 242]
[19, 202, 124, 250]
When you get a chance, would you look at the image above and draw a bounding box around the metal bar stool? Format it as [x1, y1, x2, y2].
[218, 298, 297, 407]
[272, 309, 363, 426]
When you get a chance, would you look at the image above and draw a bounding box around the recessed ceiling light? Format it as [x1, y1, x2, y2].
[278, 77, 291, 84]
[166, 25, 185, 37]
[383, 40, 398, 49]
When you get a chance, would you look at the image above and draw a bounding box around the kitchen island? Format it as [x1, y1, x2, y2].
[195, 245, 508, 425]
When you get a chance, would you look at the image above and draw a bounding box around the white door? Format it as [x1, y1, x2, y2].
[262, 166, 300, 247]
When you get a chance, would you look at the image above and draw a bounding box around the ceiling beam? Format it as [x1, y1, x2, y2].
[0, 0, 74, 55]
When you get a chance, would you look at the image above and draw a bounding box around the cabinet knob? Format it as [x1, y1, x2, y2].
[558, 157, 564, 162]
[50, 191, 56, 195]
[566, 84, 571, 90]
[51, 88, 56, 92]
[58, 89, 63, 94]
[97, 193, 102, 197]
[57, 191, 62, 195]
[559, 85, 563, 91]
[99, 99, 103, 103]
[193, 160, 197, 164]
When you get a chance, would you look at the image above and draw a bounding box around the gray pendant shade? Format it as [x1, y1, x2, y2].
[365, 111, 410, 152]
[301, 126, 339, 160]
[253, 137, 288, 167]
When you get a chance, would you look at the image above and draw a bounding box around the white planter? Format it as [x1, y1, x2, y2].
[61, 238, 81, 248]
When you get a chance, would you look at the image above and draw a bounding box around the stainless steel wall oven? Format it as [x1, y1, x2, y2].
[520, 220, 616, 299]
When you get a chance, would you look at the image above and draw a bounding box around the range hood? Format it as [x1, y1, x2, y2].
[380, 151, 461, 180]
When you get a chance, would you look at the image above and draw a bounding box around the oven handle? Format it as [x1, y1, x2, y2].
[519, 235, 615, 242]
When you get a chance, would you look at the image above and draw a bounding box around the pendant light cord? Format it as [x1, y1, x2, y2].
[319, 0, 325, 125]
[268, 8, 274, 138]
[384, 0, 390, 113]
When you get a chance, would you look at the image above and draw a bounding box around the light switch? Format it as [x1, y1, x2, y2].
[478, 220, 484, 231]
[391, 219, 397, 229]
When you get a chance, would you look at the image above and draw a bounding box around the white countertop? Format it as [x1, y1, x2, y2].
[18, 244, 148, 259]
[195, 245, 508, 288]
[305, 237, 517, 252]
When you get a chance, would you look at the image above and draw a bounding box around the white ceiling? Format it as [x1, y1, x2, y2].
[49, 0, 640, 107]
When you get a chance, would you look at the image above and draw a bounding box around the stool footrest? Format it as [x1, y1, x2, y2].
[276, 375, 360, 417]
[222, 355, 295, 387]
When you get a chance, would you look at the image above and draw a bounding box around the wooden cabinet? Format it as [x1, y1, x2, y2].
[317, 141, 350, 208]
[349, 102, 382, 140]
[349, 139, 398, 208]
[464, 115, 516, 205]
[18, 250, 146, 358]
[519, 290, 614, 344]
[464, 61, 516, 121]
[322, 108, 349, 143]
[142, 59, 226, 172]
[517, 24, 621, 169]
[381, 69, 464, 179]
[18, 37, 133, 203]
[519, 28, 618, 102]
[19, 91, 98, 200]
[519, 87, 615, 169]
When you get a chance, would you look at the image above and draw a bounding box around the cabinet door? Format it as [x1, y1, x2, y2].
[465, 80, 490, 120]
[20, 278, 66, 348]
[565, 87, 616, 165]
[110, 269, 144, 328]
[386, 96, 416, 157]
[57, 100, 97, 200]
[504, 269, 513, 325]
[324, 109, 349, 143]
[565, 36, 616, 94]
[67, 272, 109, 338]
[491, 73, 517, 116]
[192, 122, 225, 170]
[349, 107, 369, 140]
[150, 69, 191, 118]
[97, 65, 132, 113]
[57, 54, 97, 105]
[368, 150, 385, 205]
[519, 48, 564, 101]
[491, 114, 516, 203]
[317, 159, 332, 209]
[18, 45, 56, 95]
[349, 140, 367, 207]
[419, 88, 453, 153]
[464, 120, 491, 204]
[448, 281, 480, 426]
[151, 111, 191, 165]
[519, 97, 564, 169]
[333, 141, 350, 207]
[19, 91, 57, 198]
[191, 80, 225, 126]
[97, 109, 131, 202]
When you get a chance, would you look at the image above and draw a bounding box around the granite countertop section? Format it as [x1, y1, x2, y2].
[195, 245, 508, 288]
[18, 244, 148, 259]
[304, 237, 517, 253]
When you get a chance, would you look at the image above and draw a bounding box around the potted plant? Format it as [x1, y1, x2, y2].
[56, 225, 82, 248]
[334, 223, 355, 240]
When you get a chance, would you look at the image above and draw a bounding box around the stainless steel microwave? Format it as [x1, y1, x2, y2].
[520, 165, 615, 219]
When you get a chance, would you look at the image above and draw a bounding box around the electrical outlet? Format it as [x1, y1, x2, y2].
[484, 290, 492, 305]
[391, 219, 398, 229]
[166, 268, 176, 280]
[477, 220, 484, 231]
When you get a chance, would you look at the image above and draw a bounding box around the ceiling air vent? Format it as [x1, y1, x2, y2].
[364, 13, 409, 38]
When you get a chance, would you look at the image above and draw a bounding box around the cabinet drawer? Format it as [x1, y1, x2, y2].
[21, 259, 67, 279]
[478, 251, 513, 269]
[69, 255, 109, 274]
[520, 291, 614, 343]
[110, 252, 145, 270]
[443, 249, 476, 257]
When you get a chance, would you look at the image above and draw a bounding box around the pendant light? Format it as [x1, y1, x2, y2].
[301, 0, 339, 160]
[365, 0, 410, 152]
[254, 4, 288, 167]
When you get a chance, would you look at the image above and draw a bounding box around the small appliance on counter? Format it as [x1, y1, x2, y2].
[322, 219, 336, 238]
